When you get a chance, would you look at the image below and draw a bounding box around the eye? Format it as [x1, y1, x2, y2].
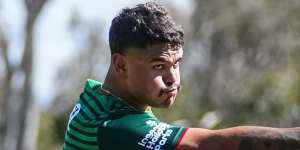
[153, 64, 164, 70]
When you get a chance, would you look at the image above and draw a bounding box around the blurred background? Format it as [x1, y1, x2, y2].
[1, 0, 300, 149]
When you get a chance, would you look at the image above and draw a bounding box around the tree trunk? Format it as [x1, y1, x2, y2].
[0, 28, 15, 150]
[0, 0, 48, 149]
[16, 17, 35, 150]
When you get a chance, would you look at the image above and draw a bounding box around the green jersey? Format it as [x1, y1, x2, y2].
[63, 79, 187, 150]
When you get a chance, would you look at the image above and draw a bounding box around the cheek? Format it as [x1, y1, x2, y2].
[151, 76, 164, 87]
[176, 69, 181, 82]
[128, 68, 157, 90]
[144, 76, 163, 98]
[142, 74, 164, 95]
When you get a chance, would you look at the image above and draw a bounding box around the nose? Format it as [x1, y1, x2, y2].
[163, 67, 179, 87]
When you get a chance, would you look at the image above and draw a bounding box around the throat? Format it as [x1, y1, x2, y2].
[102, 72, 151, 112]
[99, 86, 151, 112]
[125, 98, 152, 112]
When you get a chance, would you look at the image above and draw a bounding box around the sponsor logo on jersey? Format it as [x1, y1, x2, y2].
[138, 120, 173, 150]
[146, 120, 158, 127]
[68, 103, 81, 125]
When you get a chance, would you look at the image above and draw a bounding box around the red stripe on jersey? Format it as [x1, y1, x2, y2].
[175, 128, 188, 150]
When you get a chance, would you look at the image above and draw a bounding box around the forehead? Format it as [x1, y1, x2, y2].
[127, 44, 183, 62]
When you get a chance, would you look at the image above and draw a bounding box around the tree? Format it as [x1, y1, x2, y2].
[0, 0, 49, 149]
[186, 0, 300, 127]
[0, 19, 9, 148]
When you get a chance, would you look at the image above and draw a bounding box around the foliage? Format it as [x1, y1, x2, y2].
[178, 0, 300, 128]
[37, 112, 68, 150]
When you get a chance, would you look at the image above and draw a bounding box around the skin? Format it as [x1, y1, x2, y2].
[103, 43, 300, 149]
[179, 127, 300, 150]
[103, 43, 182, 111]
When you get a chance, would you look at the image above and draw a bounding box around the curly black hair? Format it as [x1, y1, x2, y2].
[109, 2, 184, 54]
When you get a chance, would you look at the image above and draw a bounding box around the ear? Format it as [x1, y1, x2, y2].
[111, 53, 128, 78]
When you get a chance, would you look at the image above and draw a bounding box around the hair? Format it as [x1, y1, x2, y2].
[109, 2, 184, 54]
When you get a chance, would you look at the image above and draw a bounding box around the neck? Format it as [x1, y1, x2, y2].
[103, 67, 151, 112]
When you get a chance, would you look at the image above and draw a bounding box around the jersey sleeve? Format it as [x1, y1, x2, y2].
[97, 112, 187, 150]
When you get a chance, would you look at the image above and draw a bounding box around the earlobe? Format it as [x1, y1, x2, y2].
[112, 53, 127, 77]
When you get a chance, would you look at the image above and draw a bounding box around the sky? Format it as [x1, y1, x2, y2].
[0, 0, 193, 109]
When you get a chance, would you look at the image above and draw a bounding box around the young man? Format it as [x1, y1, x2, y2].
[63, 2, 300, 150]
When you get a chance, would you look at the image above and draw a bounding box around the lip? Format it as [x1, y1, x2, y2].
[165, 89, 177, 97]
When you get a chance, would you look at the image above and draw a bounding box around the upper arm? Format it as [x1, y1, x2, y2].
[177, 128, 241, 150]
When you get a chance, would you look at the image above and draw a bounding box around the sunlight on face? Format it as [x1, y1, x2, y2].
[125, 44, 183, 108]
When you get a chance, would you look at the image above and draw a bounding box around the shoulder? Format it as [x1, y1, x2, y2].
[99, 111, 156, 137]
[98, 112, 187, 150]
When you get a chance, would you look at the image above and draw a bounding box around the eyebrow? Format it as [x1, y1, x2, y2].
[149, 57, 182, 63]
[150, 58, 168, 63]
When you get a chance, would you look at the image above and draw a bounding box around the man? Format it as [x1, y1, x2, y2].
[63, 2, 300, 150]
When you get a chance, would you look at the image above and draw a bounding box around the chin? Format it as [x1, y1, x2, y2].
[161, 96, 176, 108]
[149, 95, 177, 108]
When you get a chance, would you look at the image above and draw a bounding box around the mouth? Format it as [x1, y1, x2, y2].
[164, 88, 177, 97]
[158, 84, 181, 97]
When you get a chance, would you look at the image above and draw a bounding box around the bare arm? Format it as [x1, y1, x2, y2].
[177, 126, 300, 150]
